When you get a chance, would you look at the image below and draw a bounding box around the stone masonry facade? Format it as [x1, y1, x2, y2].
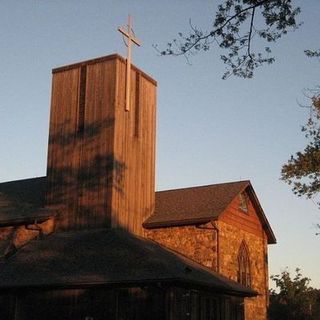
[146, 223, 219, 271]
[146, 202, 269, 320]
[217, 220, 269, 320]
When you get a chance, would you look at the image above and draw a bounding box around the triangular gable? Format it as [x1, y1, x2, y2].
[219, 183, 276, 244]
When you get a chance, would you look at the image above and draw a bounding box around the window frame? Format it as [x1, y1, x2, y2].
[237, 240, 251, 287]
[238, 192, 248, 213]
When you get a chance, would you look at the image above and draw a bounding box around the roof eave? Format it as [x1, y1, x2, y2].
[0, 209, 57, 228]
[0, 216, 51, 227]
[143, 217, 214, 229]
[0, 278, 257, 297]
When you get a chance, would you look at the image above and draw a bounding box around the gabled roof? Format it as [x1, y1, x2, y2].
[0, 228, 256, 297]
[0, 177, 55, 226]
[0, 177, 275, 243]
[144, 181, 276, 244]
[144, 181, 249, 227]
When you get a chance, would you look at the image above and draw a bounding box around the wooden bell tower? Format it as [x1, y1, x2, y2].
[46, 54, 157, 236]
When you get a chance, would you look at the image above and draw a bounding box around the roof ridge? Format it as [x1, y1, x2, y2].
[156, 180, 250, 193]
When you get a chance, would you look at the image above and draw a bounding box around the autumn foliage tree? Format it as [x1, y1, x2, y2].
[281, 93, 320, 208]
[281, 50, 320, 213]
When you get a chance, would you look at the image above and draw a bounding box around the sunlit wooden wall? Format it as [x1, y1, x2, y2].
[46, 55, 157, 235]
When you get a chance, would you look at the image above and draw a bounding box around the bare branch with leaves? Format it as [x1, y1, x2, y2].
[155, 0, 301, 79]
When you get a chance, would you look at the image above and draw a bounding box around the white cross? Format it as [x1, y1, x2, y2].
[118, 15, 141, 112]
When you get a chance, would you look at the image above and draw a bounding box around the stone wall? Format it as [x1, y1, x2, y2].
[0, 218, 55, 258]
[217, 220, 268, 320]
[145, 223, 218, 271]
[146, 193, 270, 320]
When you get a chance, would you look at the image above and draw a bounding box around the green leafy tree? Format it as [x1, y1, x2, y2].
[268, 268, 320, 320]
[156, 0, 301, 78]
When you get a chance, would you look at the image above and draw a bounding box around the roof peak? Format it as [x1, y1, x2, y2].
[156, 180, 251, 193]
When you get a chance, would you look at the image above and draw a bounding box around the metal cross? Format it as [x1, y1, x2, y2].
[118, 15, 141, 112]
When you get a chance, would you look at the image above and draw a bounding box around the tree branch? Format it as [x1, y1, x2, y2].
[168, 0, 272, 56]
[247, 7, 256, 60]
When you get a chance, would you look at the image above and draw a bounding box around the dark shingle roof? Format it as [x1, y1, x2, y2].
[144, 181, 250, 228]
[0, 177, 54, 226]
[0, 228, 256, 297]
[144, 181, 276, 244]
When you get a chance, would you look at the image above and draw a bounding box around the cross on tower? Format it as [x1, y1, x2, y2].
[118, 15, 141, 111]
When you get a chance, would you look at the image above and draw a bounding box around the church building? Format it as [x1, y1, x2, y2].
[0, 53, 275, 320]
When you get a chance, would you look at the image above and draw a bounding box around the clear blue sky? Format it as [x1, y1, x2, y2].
[0, 1, 319, 288]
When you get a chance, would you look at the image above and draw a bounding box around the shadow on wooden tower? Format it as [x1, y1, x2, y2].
[46, 54, 157, 235]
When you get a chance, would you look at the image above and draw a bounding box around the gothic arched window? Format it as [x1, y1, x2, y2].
[237, 241, 251, 287]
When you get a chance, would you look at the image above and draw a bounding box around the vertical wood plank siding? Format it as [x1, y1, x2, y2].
[46, 55, 156, 235]
[220, 191, 264, 238]
[46, 67, 81, 229]
[111, 58, 156, 236]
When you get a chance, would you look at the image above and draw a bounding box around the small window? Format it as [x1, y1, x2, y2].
[239, 192, 248, 212]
